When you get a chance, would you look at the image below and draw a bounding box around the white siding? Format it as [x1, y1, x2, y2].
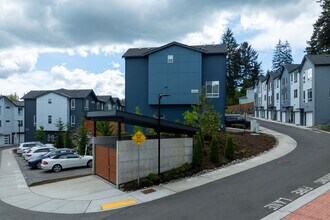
[36, 93, 69, 131]
[275, 79, 281, 111]
[281, 112, 286, 122]
[291, 71, 300, 111]
[276, 111, 281, 122]
[294, 111, 301, 125]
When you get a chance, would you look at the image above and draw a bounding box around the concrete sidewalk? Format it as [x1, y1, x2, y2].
[0, 126, 326, 217]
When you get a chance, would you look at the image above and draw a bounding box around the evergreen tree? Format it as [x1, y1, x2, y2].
[64, 123, 73, 148]
[35, 126, 46, 143]
[209, 135, 219, 163]
[221, 28, 241, 105]
[96, 121, 113, 136]
[55, 118, 65, 148]
[78, 117, 88, 155]
[239, 41, 262, 93]
[306, 0, 330, 54]
[272, 39, 293, 71]
[133, 106, 142, 133]
[6, 93, 19, 101]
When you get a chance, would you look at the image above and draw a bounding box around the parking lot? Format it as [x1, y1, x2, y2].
[15, 152, 92, 186]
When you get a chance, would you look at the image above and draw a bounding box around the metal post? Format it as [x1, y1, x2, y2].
[18, 120, 21, 143]
[157, 93, 169, 176]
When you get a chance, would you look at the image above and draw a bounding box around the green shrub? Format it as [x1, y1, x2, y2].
[225, 135, 235, 160]
[147, 173, 160, 183]
[210, 135, 220, 163]
[193, 133, 204, 167]
[320, 123, 330, 132]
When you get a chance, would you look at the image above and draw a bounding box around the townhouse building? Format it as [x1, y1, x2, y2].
[299, 54, 330, 126]
[254, 54, 330, 127]
[123, 41, 227, 128]
[22, 89, 106, 142]
[97, 96, 124, 111]
[0, 96, 24, 145]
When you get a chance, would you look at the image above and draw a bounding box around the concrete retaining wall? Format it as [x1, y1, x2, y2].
[117, 137, 193, 185]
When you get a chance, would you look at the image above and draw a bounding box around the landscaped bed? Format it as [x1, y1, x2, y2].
[122, 130, 277, 191]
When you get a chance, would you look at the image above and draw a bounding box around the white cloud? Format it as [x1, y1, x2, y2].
[111, 61, 120, 68]
[0, 48, 38, 78]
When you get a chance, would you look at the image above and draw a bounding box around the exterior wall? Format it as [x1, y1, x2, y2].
[0, 97, 24, 145]
[274, 78, 281, 113]
[300, 59, 315, 126]
[116, 137, 193, 186]
[314, 65, 330, 125]
[261, 80, 268, 117]
[291, 69, 301, 124]
[36, 93, 69, 131]
[148, 45, 201, 105]
[125, 48, 227, 128]
[24, 99, 36, 142]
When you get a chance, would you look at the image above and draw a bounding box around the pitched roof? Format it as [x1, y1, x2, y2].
[0, 96, 24, 107]
[270, 71, 281, 79]
[306, 54, 330, 66]
[283, 64, 300, 73]
[22, 88, 94, 99]
[97, 95, 112, 102]
[123, 41, 227, 58]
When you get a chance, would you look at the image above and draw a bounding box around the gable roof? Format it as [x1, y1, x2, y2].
[270, 71, 281, 80]
[0, 96, 24, 107]
[306, 54, 330, 66]
[22, 89, 95, 100]
[123, 41, 227, 58]
[282, 64, 300, 73]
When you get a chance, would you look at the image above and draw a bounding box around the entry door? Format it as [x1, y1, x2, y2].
[95, 145, 116, 184]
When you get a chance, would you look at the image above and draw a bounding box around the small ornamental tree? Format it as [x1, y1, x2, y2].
[183, 88, 221, 140]
[64, 123, 73, 148]
[225, 135, 235, 160]
[35, 126, 46, 143]
[55, 118, 65, 148]
[78, 117, 88, 155]
[210, 135, 220, 163]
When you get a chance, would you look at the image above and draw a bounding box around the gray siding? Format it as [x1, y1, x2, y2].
[314, 65, 330, 125]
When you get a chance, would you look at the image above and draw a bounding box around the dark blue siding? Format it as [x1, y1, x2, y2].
[148, 45, 201, 105]
[24, 99, 36, 142]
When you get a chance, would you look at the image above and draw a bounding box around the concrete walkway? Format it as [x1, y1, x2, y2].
[0, 126, 326, 217]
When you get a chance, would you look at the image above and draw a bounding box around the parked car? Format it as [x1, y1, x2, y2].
[41, 153, 93, 172]
[28, 148, 76, 169]
[225, 114, 251, 129]
[17, 142, 43, 154]
[23, 146, 57, 161]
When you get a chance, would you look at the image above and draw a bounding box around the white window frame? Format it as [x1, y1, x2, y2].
[71, 99, 75, 110]
[167, 55, 173, 63]
[307, 89, 312, 102]
[85, 100, 89, 110]
[18, 107, 23, 115]
[18, 120, 23, 127]
[48, 115, 52, 124]
[205, 81, 219, 98]
[71, 115, 75, 125]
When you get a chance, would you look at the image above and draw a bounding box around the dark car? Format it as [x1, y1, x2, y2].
[225, 114, 250, 129]
[28, 148, 76, 169]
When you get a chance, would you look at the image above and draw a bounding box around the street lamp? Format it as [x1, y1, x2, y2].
[158, 93, 169, 176]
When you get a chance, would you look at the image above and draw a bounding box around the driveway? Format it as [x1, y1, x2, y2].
[15, 152, 92, 186]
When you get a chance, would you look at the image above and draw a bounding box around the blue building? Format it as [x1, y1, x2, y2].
[123, 41, 227, 129]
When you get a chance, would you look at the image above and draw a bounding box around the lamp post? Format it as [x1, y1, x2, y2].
[17, 120, 21, 143]
[158, 93, 169, 176]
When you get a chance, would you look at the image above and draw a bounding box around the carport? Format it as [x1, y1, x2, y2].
[86, 110, 199, 187]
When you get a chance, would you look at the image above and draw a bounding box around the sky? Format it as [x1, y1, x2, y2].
[0, 0, 322, 100]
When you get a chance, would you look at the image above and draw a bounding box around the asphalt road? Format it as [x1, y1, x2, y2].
[1, 122, 329, 220]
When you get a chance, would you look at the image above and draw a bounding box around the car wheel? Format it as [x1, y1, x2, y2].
[37, 162, 42, 169]
[52, 164, 62, 172]
[87, 160, 93, 168]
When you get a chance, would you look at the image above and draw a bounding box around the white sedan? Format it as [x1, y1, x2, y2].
[41, 153, 93, 172]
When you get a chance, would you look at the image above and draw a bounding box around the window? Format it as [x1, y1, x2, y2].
[268, 96, 272, 104]
[264, 95, 266, 101]
[85, 100, 89, 110]
[206, 81, 219, 98]
[303, 91, 306, 102]
[71, 99, 75, 110]
[294, 72, 298, 83]
[167, 55, 173, 63]
[303, 75, 306, 83]
[306, 68, 312, 80]
[6, 106, 10, 109]
[18, 120, 23, 127]
[0, 120, 1, 127]
[269, 82, 272, 91]
[294, 89, 298, 98]
[71, 115, 75, 125]
[33, 115, 36, 126]
[6, 120, 10, 123]
[308, 89, 312, 102]
[96, 102, 100, 110]
[101, 103, 104, 110]
[48, 115, 52, 124]
[282, 92, 287, 103]
[276, 93, 279, 101]
[18, 107, 23, 115]
[48, 99, 52, 104]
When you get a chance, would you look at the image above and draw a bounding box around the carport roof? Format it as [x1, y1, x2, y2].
[86, 110, 199, 135]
